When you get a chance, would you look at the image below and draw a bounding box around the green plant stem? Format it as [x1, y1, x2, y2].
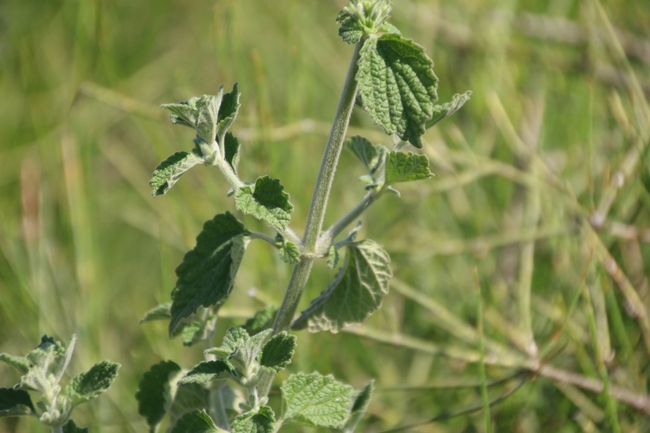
[318, 188, 385, 251]
[583, 282, 621, 433]
[52, 427, 63, 433]
[215, 149, 244, 189]
[209, 386, 231, 431]
[272, 39, 364, 334]
[203, 311, 230, 431]
[474, 269, 492, 433]
[301, 40, 364, 254]
[255, 40, 364, 400]
[249, 231, 279, 245]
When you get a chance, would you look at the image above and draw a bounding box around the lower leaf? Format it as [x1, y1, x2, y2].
[425, 91, 472, 129]
[170, 409, 226, 433]
[0, 388, 34, 417]
[232, 406, 275, 433]
[292, 240, 392, 333]
[135, 360, 181, 432]
[62, 419, 89, 433]
[281, 372, 354, 428]
[65, 360, 120, 407]
[169, 212, 250, 334]
[150, 151, 204, 197]
[340, 380, 375, 433]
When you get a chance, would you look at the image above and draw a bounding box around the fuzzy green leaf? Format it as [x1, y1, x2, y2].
[227, 329, 272, 386]
[379, 22, 401, 35]
[150, 151, 204, 197]
[0, 353, 30, 375]
[346, 136, 388, 177]
[426, 91, 472, 129]
[243, 306, 278, 336]
[293, 240, 392, 333]
[235, 176, 293, 232]
[181, 321, 208, 347]
[338, 19, 365, 44]
[65, 360, 120, 407]
[260, 332, 297, 373]
[232, 406, 275, 433]
[136, 360, 182, 432]
[169, 212, 249, 334]
[327, 245, 340, 270]
[384, 151, 432, 184]
[281, 372, 354, 428]
[162, 89, 224, 144]
[340, 381, 374, 433]
[217, 84, 241, 142]
[178, 361, 232, 387]
[0, 388, 34, 417]
[205, 327, 251, 360]
[278, 240, 300, 265]
[357, 34, 439, 148]
[170, 409, 225, 433]
[224, 132, 241, 174]
[168, 383, 211, 429]
[140, 303, 172, 323]
[204, 328, 272, 386]
[62, 419, 88, 433]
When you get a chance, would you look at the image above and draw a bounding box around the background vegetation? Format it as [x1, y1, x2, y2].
[1, 0, 650, 431]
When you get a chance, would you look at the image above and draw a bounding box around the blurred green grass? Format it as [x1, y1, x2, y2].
[2, 0, 650, 432]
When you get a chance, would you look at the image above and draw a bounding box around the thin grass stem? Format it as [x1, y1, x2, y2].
[474, 268, 492, 433]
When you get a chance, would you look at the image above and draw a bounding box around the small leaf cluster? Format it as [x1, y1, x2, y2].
[150, 84, 242, 196]
[196, 327, 297, 386]
[0, 335, 119, 432]
[336, 0, 395, 44]
[137, 326, 372, 432]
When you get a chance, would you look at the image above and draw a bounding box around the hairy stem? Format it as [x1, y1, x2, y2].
[318, 188, 385, 251]
[256, 40, 364, 399]
[249, 231, 280, 245]
[214, 144, 244, 189]
[272, 39, 364, 335]
[203, 312, 230, 431]
[209, 387, 231, 431]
